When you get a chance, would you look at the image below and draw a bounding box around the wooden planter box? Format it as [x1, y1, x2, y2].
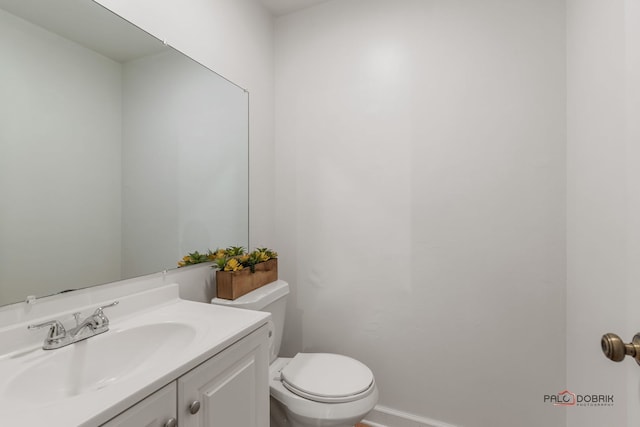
[216, 258, 278, 300]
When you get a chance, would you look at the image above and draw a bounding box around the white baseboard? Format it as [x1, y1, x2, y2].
[362, 405, 458, 427]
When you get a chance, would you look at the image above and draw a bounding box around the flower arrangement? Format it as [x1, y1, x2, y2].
[212, 246, 278, 273]
[177, 246, 278, 270]
[178, 246, 278, 272]
[177, 251, 211, 267]
[178, 246, 279, 300]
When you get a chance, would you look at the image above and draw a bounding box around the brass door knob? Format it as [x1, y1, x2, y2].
[601, 333, 640, 365]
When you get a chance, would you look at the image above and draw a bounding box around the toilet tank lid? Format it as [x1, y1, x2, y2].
[211, 279, 289, 310]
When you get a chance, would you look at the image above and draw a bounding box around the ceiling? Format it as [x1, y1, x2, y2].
[257, 0, 331, 16]
[0, 0, 165, 62]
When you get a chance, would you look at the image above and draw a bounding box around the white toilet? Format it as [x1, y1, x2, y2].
[211, 280, 378, 427]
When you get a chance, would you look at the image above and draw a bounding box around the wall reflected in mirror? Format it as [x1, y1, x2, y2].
[0, 0, 249, 306]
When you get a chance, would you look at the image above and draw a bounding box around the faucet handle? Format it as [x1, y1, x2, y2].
[92, 300, 119, 327]
[94, 300, 119, 315]
[27, 319, 66, 340]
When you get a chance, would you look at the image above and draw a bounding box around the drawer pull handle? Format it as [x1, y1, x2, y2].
[189, 400, 201, 415]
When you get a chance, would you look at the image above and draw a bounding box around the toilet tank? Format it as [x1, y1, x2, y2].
[211, 280, 289, 363]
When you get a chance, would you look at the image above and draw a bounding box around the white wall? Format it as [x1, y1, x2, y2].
[274, 1, 566, 426]
[94, 0, 276, 250]
[0, 9, 122, 302]
[566, 0, 640, 425]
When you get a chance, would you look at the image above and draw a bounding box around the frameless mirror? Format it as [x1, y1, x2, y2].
[0, 0, 249, 306]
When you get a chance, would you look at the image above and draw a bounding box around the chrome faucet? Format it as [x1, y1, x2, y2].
[28, 301, 119, 350]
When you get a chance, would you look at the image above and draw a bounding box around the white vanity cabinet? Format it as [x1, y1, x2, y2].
[101, 383, 177, 427]
[178, 324, 269, 427]
[101, 325, 269, 427]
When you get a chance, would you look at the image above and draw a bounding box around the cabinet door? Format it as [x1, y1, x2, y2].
[101, 382, 177, 427]
[178, 325, 269, 427]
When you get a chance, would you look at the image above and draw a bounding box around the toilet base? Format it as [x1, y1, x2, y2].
[269, 397, 289, 427]
[270, 397, 362, 427]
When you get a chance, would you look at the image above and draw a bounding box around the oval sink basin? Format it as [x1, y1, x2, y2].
[6, 322, 196, 403]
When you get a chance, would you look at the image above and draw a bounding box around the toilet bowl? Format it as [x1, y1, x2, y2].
[269, 355, 379, 427]
[212, 280, 378, 427]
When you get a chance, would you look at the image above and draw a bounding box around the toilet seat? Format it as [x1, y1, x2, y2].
[280, 353, 375, 403]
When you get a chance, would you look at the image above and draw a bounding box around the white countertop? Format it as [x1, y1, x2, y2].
[0, 283, 270, 426]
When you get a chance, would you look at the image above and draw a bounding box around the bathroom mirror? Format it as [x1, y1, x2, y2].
[0, 0, 249, 306]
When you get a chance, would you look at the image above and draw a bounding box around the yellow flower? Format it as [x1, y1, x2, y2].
[258, 252, 269, 262]
[224, 258, 244, 272]
[208, 249, 226, 261]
